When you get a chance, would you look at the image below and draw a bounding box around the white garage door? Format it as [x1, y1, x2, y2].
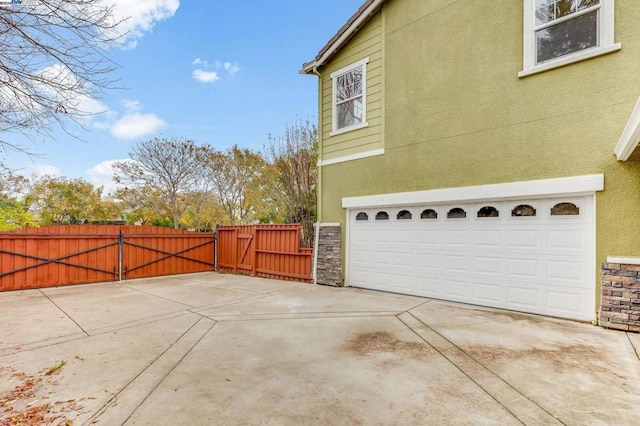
[347, 197, 595, 321]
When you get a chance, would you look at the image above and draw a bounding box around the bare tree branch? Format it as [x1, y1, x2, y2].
[0, 0, 125, 155]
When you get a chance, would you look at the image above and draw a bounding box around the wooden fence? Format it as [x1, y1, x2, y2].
[0, 225, 215, 291]
[217, 224, 313, 282]
[0, 224, 313, 291]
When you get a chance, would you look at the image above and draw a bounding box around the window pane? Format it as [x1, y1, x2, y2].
[536, 10, 598, 63]
[535, 0, 599, 25]
[337, 97, 363, 128]
[336, 67, 362, 102]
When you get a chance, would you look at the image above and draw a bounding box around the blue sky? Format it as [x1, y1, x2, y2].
[2, 0, 363, 193]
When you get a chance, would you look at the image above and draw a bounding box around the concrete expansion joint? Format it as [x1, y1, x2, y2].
[398, 311, 562, 425]
[87, 316, 216, 426]
[39, 288, 89, 337]
[628, 334, 640, 362]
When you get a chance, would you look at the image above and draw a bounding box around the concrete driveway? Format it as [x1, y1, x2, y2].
[1, 273, 639, 425]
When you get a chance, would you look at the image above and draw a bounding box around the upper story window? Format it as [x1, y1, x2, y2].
[520, 0, 620, 77]
[330, 57, 369, 135]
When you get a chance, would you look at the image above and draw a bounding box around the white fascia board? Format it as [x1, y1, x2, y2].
[301, 0, 384, 73]
[342, 174, 604, 209]
[614, 96, 640, 161]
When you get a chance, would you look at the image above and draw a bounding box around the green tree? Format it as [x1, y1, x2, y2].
[0, 163, 36, 230]
[27, 176, 119, 224]
[204, 145, 267, 224]
[266, 119, 318, 247]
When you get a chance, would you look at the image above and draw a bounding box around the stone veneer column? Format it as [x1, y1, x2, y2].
[600, 257, 640, 332]
[314, 223, 343, 287]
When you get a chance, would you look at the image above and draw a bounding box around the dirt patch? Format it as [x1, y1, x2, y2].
[469, 342, 615, 375]
[344, 331, 432, 358]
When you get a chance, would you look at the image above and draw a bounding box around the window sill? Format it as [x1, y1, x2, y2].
[330, 121, 369, 137]
[518, 43, 621, 78]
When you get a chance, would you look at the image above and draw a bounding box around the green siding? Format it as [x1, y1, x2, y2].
[319, 12, 384, 162]
[313, 0, 640, 300]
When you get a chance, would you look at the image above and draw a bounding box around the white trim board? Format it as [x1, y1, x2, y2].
[614, 96, 640, 161]
[342, 174, 604, 209]
[318, 148, 384, 167]
[607, 256, 640, 265]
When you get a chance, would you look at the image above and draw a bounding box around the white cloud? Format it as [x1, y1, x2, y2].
[191, 59, 240, 83]
[193, 69, 219, 83]
[27, 164, 61, 178]
[87, 159, 129, 194]
[109, 0, 180, 47]
[121, 99, 141, 112]
[224, 62, 240, 75]
[111, 112, 166, 140]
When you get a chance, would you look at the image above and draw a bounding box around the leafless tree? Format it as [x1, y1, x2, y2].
[266, 119, 317, 247]
[113, 138, 207, 229]
[0, 0, 124, 155]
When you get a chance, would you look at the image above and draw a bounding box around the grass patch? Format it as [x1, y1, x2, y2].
[45, 360, 67, 376]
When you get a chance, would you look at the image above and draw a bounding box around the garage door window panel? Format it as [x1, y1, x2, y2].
[447, 208, 467, 219]
[356, 212, 369, 221]
[551, 202, 580, 216]
[421, 209, 438, 219]
[512, 204, 537, 217]
[397, 210, 412, 220]
[375, 211, 389, 221]
[477, 206, 499, 218]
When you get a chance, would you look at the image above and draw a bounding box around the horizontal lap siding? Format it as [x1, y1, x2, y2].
[320, 12, 383, 162]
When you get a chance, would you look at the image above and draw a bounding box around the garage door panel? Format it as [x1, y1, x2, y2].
[507, 258, 540, 278]
[348, 196, 595, 321]
[506, 287, 540, 308]
[444, 255, 470, 272]
[508, 230, 542, 249]
[445, 229, 469, 246]
[547, 229, 586, 250]
[546, 291, 585, 316]
[474, 229, 503, 247]
[473, 256, 502, 274]
[443, 278, 471, 298]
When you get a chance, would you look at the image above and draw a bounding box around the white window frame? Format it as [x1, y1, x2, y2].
[519, 0, 620, 78]
[330, 57, 369, 135]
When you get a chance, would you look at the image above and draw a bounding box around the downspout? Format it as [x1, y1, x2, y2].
[312, 64, 322, 286]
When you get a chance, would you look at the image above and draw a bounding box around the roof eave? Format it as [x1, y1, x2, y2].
[300, 0, 385, 75]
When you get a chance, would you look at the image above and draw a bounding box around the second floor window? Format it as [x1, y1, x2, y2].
[535, 0, 599, 63]
[331, 57, 369, 134]
[520, 0, 619, 76]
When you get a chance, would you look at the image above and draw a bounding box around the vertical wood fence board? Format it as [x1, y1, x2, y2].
[0, 225, 215, 291]
[218, 224, 312, 283]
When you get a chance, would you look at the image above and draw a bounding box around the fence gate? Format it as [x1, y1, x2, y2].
[0, 225, 215, 291]
[217, 224, 313, 282]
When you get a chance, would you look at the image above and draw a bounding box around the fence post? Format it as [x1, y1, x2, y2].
[232, 227, 238, 274]
[214, 224, 219, 272]
[118, 230, 123, 281]
[250, 226, 257, 277]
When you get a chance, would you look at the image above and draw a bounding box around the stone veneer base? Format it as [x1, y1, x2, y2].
[600, 256, 640, 333]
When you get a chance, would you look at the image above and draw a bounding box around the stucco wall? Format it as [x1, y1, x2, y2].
[316, 0, 640, 293]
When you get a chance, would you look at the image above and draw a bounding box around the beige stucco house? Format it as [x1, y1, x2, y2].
[303, 0, 640, 327]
